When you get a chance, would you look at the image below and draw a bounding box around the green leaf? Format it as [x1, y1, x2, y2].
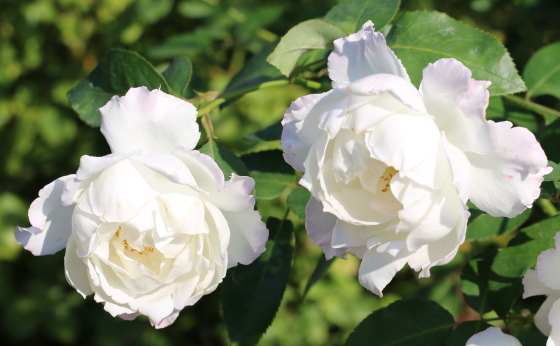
[241, 150, 295, 199]
[67, 49, 169, 127]
[198, 141, 249, 178]
[386, 11, 526, 95]
[460, 248, 497, 314]
[324, 0, 400, 34]
[303, 255, 335, 296]
[222, 217, 295, 346]
[466, 209, 531, 241]
[267, 19, 347, 77]
[524, 42, 560, 99]
[486, 96, 538, 132]
[162, 57, 192, 98]
[244, 122, 282, 142]
[346, 299, 454, 346]
[222, 41, 283, 107]
[287, 186, 310, 220]
[134, 0, 173, 24]
[446, 321, 492, 346]
[489, 216, 560, 317]
[545, 161, 560, 181]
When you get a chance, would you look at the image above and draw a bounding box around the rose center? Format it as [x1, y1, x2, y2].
[378, 167, 398, 194]
[114, 226, 155, 256]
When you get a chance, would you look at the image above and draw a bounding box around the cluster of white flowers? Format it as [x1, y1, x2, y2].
[16, 87, 268, 328]
[281, 21, 550, 296]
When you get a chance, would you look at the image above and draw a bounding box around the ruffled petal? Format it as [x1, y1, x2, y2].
[535, 295, 560, 337]
[15, 175, 75, 256]
[100, 87, 200, 154]
[548, 299, 560, 346]
[420, 58, 494, 154]
[358, 247, 410, 297]
[305, 197, 347, 260]
[537, 246, 560, 290]
[466, 327, 521, 346]
[467, 121, 551, 217]
[328, 21, 409, 87]
[222, 207, 268, 267]
[282, 93, 325, 171]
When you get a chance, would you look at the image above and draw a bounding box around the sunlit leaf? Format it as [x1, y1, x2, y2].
[346, 299, 454, 345]
[386, 11, 526, 95]
[524, 42, 560, 99]
[287, 186, 310, 220]
[489, 216, 560, 317]
[67, 49, 169, 127]
[267, 19, 347, 77]
[324, 0, 400, 34]
[466, 209, 531, 241]
[545, 161, 560, 181]
[199, 141, 249, 178]
[222, 217, 294, 345]
[162, 57, 192, 98]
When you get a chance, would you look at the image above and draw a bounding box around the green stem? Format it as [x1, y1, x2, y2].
[503, 94, 560, 119]
[196, 78, 321, 116]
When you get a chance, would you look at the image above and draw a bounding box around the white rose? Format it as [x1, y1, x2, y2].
[466, 327, 522, 346]
[523, 231, 560, 345]
[15, 87, 268, 328]
[282, 21, 550, 296]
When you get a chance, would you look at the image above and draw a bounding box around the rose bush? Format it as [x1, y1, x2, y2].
[523, 231, 560, 345]
[282, 21, 550, 296]
[15, 87, 268, 328]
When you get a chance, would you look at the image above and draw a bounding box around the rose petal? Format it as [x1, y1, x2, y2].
[420, 58, 494, 155]
[100, 87, 200, 154]
[15, 175, 75, 256]
[305, 197, 348, 260]
[466, 327, 521, 346]
[523, 269, 555, 298]
[328, 21, 409, 87]
[64, 235, 94, 297]
[467, 121, 551, 217]
[358, 247, 410, 297]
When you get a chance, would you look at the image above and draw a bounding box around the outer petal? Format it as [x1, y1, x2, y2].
[358, 247, 410, 297]
[535, 296, 560, 337]
[15, 175, 75, 256]
[537, 247, 560, 291]
[100, 87, 200, 154]
[282, 93, 325, 172]
[467, 121, 551, 217]
[523, 269, 556, 298]
[548, 299, 560, 346]
[328, 21, 409, 86]
[466, 327, 521, 346]
[305, 197, 348, 260]
[64, 235, 94, 297]
[420, 58, 494, 154]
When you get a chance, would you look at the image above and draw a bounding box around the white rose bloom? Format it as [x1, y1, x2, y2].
[523, 232, 560, 346]
[466, 327, 522, 346]
[282, 21, 550, 296]
[15, 87, 268, 328]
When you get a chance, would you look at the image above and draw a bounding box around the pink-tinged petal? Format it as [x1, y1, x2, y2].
[15, 175, 75, 256]
[305, 197, 348, 260]
[282, 93, 325, 172]
[466, 327, 521, 346]
[365, 112, 440, 176]
[64, 236, 94, 297]
[153, 310, 180, 329]
[420, 58, 494, 154]
[467, 121, 551, 217]
[328, 21, 409, 86]
[548, 299, 560, 346]
[331, 219, 366, 249]
[443, 138, 471, 202]
[100, 87, 200, 154]
[358, 247, 410, 297]
[523, 269, 555, 298]
[537, 247, 560, 290]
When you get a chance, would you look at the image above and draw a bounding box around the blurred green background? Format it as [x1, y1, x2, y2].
[1, 0, 559, 344]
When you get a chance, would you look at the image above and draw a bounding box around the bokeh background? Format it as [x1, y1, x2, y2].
[1, 0, 560, 344]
